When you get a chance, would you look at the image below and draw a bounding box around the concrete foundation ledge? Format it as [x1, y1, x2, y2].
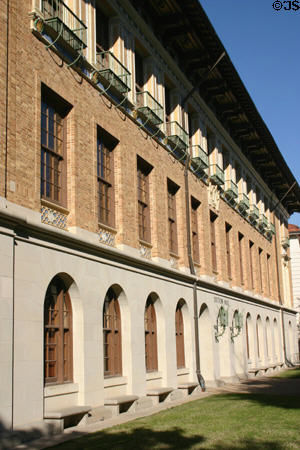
[147, 387, 174, 405]
[104, 395, 139, 416]
[44, 405, 91, 431]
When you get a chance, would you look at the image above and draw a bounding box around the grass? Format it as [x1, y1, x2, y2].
[273, 368, 300, 379]
[49, 391, 300, 449]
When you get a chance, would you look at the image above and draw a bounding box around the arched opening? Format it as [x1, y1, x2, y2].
[199, 303, 214, 383]
[256, 315, 264, 362]
[44, 274, 73, 385]
[232, 310, 244, 375]
[145, 294, 158, 372]
[103, 286, 122, 377]
[266, 317, 271, 361]
[273, 318, 280, 362]
[175, 300, 185, 369]
[246, 313, 255, 364]
[288, 320, 293, 360]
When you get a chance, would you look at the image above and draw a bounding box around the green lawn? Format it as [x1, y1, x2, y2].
[273, 368, 300, 379]
[49, 392, 300, 449]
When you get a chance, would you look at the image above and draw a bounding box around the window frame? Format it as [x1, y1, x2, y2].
[137, 156, 152, 243]
[103, 288, 122, 378]
[191, 197, 200, 264]
[44, 277, 73, 386]
[175, 303, 185, 369]
[168, 179, 179, 255]
[97, 127, 117, 228]
[225, 223, 232, 279]
[144, 297, 158, 372]
[41, 91, 68, 207]
[210, 211, 217, 272]
[238, 232, 244, 285]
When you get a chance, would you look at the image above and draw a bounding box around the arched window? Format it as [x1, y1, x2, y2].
[145, 296, 158, 372]
[175, 302, 185, 369]
[103, 288, 122, 377]
[246, 313, 251, 360]
[44, 276, 73, 385]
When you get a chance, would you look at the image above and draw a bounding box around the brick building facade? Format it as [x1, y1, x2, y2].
[0, 0, 299, 437]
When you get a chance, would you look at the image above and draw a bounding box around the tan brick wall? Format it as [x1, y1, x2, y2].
[1, 0, 291, 307]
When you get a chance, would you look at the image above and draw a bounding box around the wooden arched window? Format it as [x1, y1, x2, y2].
[44, 276, 73, 385]
[175, 302, 185, 368]
[103, 288, 122, 377]
[246, 314, 250, 360]
[145, 297, 158, 372]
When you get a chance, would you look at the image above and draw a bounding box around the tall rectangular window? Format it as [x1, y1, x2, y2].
[168, 179, 179, 254]
[249, 241, 254, 289]
[210, 211, 217, 272]
[41, 87, 70, 206]
[258, 248, 263, 293]
[96, 7, 109, 52]
[267, 254, 271, 296]
[191, 197, 200, 264]
[135, 50, 144, 93]
[137, 156, 152, 242]
[225, 223, 232, 279]
[97, 127, 117, 227]
[238, 232, 244, 285]
[165, 85, 171, 123]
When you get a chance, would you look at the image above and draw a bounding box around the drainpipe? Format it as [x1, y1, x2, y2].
[182, 52, 226, 391]
[4, 0, 10, 199]
[184, 154, 205, 389]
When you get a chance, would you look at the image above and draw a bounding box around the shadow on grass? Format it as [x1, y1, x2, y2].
[272, 368, 300, 379]
[49, 427, 288, 450]
[215, 392, 300, 410]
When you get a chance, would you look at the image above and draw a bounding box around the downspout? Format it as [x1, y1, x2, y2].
[4, 0, 10, 199]
[183, 52, 226, 391]
[184, 154, 205, 389]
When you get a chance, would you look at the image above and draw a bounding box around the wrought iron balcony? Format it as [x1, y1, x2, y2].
[249, 204, 259, 221]
[136, 91, 163, 126]
[282, 237, 290, 249]
[224, 180, 238, 200]
[95, 51, 131, 95]
[237, 193, 250, 211]
[269, 223, 276, 234]
[258, 214, 268, 229]
[41, 0, 87, 51]
[165, 121, 189, 152]
[209, 164, 224, 186]
[190, 146, 208, 171]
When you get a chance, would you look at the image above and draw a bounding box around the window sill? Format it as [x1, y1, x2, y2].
[98, 222, 117, 234]
[169, 252, 179, 259]
[41, 198, 69, 215]
[212, 270, 219, 275]
[44, 382, 78, 398]
[146, 371, 162, 381]
[104, 376, 127, 388]
[177, 368, 189, 376]
[139, 239, 152, 248]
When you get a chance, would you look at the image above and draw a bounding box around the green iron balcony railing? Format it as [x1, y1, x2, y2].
[209, 164, 224, 186]
[136, 91, 163, 126]
[165, 121, 189, 151]
[41, 0, 87, 51]
[238, 193, 250, 211]
[258, 214, 268, 229]
[224, 180, 238, 200]
[96, 51, 131, 95]
[282, 237, 290, 249]
[269, 223, 275, 234]
[249, 204, 259, 221]
[190, 146, 208, 170]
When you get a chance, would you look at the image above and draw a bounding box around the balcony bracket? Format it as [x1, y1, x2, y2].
[66, 46, 84, 67]
[164, 137, 187, 162]
[114, 93, 128, 109]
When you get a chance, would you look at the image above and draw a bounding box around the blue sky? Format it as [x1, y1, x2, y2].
[200, 0, 300, 225]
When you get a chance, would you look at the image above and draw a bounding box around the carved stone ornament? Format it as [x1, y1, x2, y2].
[208, 181, 220, 211]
